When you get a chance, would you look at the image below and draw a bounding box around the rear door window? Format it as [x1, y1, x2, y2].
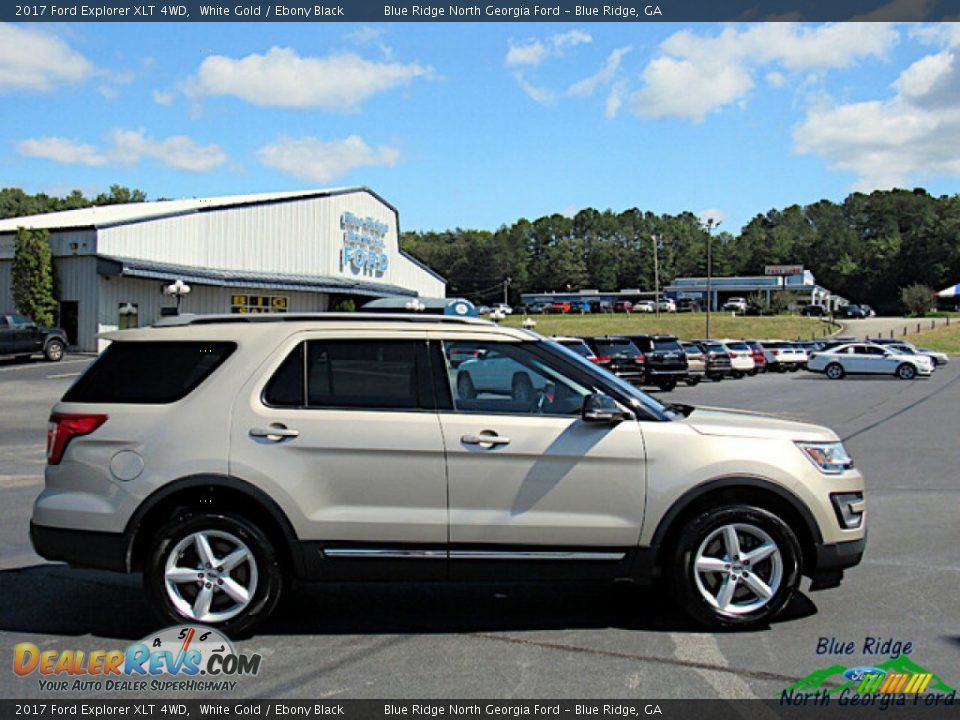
[63, 341, 236, 404]
[264, 340, 429, 411]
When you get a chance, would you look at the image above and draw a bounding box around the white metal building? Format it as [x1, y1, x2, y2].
[0, 188, 445, 351]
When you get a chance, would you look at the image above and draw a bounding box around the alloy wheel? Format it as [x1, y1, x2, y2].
[692, 523, 783, 616]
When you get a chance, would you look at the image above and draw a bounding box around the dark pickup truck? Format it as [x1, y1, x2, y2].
[0, 314, 67, 361]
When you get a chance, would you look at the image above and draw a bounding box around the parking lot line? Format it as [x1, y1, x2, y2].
[45, 372, 81, 379]
[0, 358, 90, 373]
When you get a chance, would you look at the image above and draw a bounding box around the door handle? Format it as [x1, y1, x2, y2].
[250, 425, 300, 442]
[461, 433, 511, 447]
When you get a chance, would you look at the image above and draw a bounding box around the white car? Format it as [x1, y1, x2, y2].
[761, 341, 807, 372]
[807, 343, 933, 380]
[634, 300, 656, 313]
[657, 299, 677, 313]
[917, 347, 949, 366]
[492, 303, 513, 315]
[716, 340, 756, 378]
[722, 297, 748, 313]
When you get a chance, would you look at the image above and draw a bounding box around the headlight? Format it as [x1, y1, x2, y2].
[796, 441, 853, 474]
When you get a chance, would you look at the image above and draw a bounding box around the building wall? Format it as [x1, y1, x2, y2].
[94, 276, 331, 352]
[95, 191, 444, 297]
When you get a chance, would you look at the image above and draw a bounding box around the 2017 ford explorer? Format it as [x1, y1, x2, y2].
[31, 314, 866, 635]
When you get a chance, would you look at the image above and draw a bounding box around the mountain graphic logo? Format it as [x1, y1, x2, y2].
[781, 655, 956, 697]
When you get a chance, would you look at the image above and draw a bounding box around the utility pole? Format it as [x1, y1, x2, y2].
[652, 234, 661, 319]
[701, 218, 721, 338]
[503, 277, 511, 306]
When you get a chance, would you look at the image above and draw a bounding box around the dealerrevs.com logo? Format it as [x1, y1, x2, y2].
[13, 625, 262, 693]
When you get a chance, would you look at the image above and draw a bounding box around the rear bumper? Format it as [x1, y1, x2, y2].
[30, 521, 128, 572]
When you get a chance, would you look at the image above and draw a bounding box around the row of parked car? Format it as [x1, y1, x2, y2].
[493, 299, 697, 315]
[549, 334, 825, 392]
[551, 334, 949, 390]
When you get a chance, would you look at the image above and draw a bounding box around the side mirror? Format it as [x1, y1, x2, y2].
[582, 393, 629, 423]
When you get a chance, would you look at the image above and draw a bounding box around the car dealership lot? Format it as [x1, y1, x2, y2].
[1, 358, 957, 699]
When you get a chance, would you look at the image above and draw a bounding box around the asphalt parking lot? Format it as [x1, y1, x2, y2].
[1, 355, 958, 699]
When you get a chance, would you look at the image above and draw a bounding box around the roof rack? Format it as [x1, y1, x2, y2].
[152, 312, 493, 328]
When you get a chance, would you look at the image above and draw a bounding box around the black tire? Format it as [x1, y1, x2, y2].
[896, 363, 917, 380]
[511, 372, 536, 404]
[709, 374, 723, 382]
[144, 510, 284, 637]
[775, 365, 787, 373]
[788, 365, 800, 372]
[748, 369, 758, 377]
[43, 339, 64, 362]
[732, 371, 743, 379]
[456, 371, 477, 400]
[657, 379, 677, 392]
[668, 505, 802, 630]
[684, 377, 701, 387]
[825, 363, 845, 380]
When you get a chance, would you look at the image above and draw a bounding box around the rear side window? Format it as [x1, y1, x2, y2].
[63, 341, 236, 404]
[263, 340, 427, 410]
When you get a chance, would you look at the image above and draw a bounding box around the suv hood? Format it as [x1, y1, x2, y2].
[682, 407, 838, 442]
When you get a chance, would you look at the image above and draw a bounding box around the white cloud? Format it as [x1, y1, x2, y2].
[553, 30, 592, 51]
[766, 71, 786, 88]
[152, 89, 175, 106]
[513, 72, 553, 103]
[794, 44, 960, 190]
[567, 47, 631, 97]
[629, 23, 897, 122]
[16, 129, 229, 173]
[109, 129, 229, 172]
[257, 135, 400, 183]
[345, 26, 385, 45]
[186, 47, 433, 111]
[697, 209, 727, 227]
[506, 40, 548, 67]
[605, 83, 625, 119]
[505, 30, 592, 67]
[17, 137, 106, 166]
[0, 24, 96, 92]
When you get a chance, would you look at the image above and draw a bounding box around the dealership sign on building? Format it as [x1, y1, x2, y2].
[765, 265, 804, 277]
[340, 211, 389, 276]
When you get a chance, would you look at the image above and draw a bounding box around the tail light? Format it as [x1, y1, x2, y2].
[771, 349, 780, 356]
[634, 355, 646, 363]
[596, 355, 612, 364]
[588, 356, 601, 363]
[47, 413, 108, 465]
[728, 352, 736, 359]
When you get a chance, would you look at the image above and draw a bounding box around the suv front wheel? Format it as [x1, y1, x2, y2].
[669, 505, 801, 630]
[144, 510, 284, 636]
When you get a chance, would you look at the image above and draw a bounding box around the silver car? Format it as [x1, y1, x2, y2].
[31, 313, 866, 634]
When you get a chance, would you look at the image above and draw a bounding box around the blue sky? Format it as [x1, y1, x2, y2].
[2, 22, 960, 233]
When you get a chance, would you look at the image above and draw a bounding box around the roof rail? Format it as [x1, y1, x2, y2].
[152, 312, 493, 328]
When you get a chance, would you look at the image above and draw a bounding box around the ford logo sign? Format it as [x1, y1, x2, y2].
[843, 666, 886, 682]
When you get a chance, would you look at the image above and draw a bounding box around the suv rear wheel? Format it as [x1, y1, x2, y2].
[669, 505, 801, 630]
[144, 510, 284, 637]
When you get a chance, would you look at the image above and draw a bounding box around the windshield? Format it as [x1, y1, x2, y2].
[727, 342, 749, 351]
[543, 340, 670, 419]
[558, 340, 593, 358]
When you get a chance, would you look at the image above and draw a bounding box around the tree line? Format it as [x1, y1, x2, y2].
[2, 186, 147, 326]
[401, 188, 960, 313]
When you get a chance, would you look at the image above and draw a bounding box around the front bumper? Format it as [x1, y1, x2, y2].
[30, 521, 128, 572]
[808, 534, 866, 590]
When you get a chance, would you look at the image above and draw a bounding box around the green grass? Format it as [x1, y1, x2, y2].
[906, 321, 960, 354]
[502, 312, 838, 340]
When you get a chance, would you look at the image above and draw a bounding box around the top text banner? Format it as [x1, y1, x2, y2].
[4, 0, 959, 22]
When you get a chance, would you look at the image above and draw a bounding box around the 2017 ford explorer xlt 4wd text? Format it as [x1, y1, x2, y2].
[31, 314, 866, 635]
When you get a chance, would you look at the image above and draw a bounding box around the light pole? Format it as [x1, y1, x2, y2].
[652, 233, 662, 319]
[163, 279, 191, 315]
[700, 218, 721, 338]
